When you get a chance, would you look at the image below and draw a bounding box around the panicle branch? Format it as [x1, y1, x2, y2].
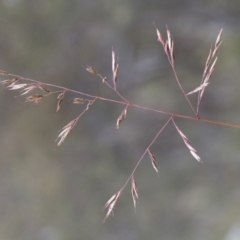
[131, 176, 139, 211]
[155, 26, 197, 116]
[56, 98, 96, 146]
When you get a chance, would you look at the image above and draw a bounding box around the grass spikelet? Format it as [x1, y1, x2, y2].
[25, 94, 44, 104]
[8, 83, 27, 90]
[172, 119, 202, 162]
[103, 190, 122, 222]
[86, 66, 98, 75]
[131, 176, 139, 211]
[73, 98, 84, 104]
[39, 86, 51, 93]
[112, 48, 119, 90]
[56, 118, 78, 146]
[56, 92, 65, 112]
[20, 85, 37, 95]
[116, 107, 128, 129]
[155, 27, 165, 46]
[147, 149, 159, 174]
[187, 82, 210, 96]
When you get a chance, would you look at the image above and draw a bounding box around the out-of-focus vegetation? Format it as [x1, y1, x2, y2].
[1, 0, 240, 239]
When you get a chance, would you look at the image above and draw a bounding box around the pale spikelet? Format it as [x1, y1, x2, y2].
[73, 98, 84, 104]
[161, 28, 174, 65]
[166, 29, 173, 53]
[39, 86, 51, 93]
[0, 70, 9, 75]
[164, 41, 171, 58]
[203, 29, 222, 80]
[166, 27, 174, 64]
[166, 28, 171, 46]
[205, 48, 212, 69]
[116, 107, 127, 129]
[207, 56, 218, 78]
[148, 149, 159, 174]
[199, 83, 208, 101]
[170, 40, 174, 63]
[114, 64, 119, 86]
[212, 28, 223, 57]
[131, 176, 138, 211]
[102, 77, 107, 83]
[112, 48, 119, 89]
[215, 28, 223, 47]
[86, 99, 94, 110]
[103, 190, 122, 222]
[1, 78, 17, 86]
[172, 119, 202, 162]
[56, 92, 65, 112]
[8, 83, 28, 90]
[86, 66, 98, 75]
[187, 82, 210, 96]
[112, 48, 116, 75]
[199, 57, 218, 100]
[203, 48, 212, 79]
[56, 118, 78, 146]
[198, 30, 222, 114]
[156, 27, 165, 46]
[25, 94, 44, 104]
[20, 85, 37, 95]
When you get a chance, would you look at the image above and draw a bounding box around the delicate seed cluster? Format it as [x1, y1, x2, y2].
[185, 28, 223, 114]
[0, 77, 50, 105]
[56, 118, 78, 146]
[156, 26, 175, 66]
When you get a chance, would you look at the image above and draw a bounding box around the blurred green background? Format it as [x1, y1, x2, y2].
[1, 0, 240, 239]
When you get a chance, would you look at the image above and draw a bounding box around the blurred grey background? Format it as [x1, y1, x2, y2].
[1, 0, 240, 240]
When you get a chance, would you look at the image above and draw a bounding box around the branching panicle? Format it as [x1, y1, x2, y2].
[1, 26, 239, 221]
